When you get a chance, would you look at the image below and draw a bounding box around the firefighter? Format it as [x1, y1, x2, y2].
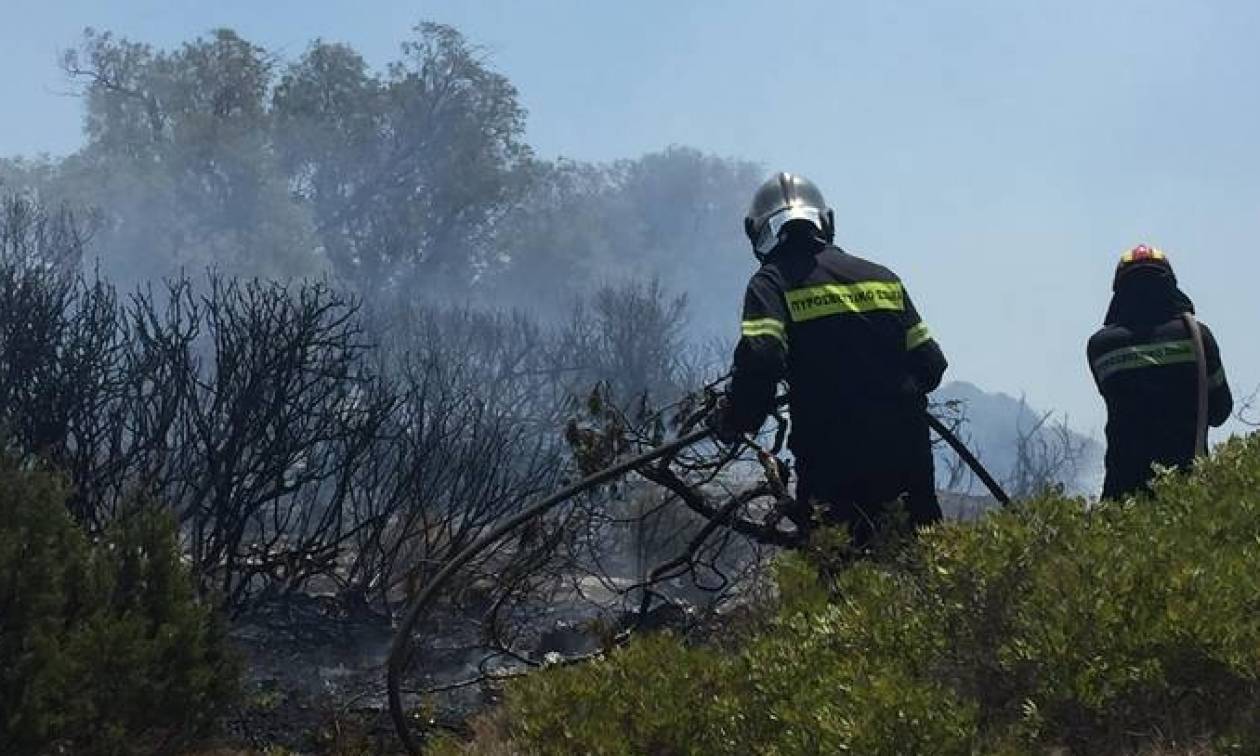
[711, 173, 948, 549]
[1089, 245, 1232, 499]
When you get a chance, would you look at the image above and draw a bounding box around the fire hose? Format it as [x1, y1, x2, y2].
[386, 403, 1008, 753]
[1181, 312, 1210, 457]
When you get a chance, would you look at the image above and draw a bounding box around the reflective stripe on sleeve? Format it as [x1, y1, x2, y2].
[784, 281, 905, 322]
[741, 317, 787, 347]
[905, 321, 932, 351]
[1091, 339, 1196, 382]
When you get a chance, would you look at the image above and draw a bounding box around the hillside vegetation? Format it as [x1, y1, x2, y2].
[437, 432, 1260, 755]
[0, 463, 238, 755]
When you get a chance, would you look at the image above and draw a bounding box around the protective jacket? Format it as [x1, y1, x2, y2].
[726, 238, 947, 536]
[1088, 269, 1232, 499]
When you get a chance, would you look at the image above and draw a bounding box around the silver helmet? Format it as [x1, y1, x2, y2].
[744, 172, 834, 259]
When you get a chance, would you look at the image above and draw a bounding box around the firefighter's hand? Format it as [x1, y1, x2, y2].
[706, 397, 744, 445]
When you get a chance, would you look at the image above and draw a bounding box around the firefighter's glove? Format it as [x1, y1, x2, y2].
[707, 397, 745, 446]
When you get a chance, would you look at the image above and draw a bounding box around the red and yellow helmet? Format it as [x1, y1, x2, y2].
[1119, 244, 1167, 265]
[1113, 244, 1175, 289]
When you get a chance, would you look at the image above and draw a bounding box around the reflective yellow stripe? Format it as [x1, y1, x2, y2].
[784, 281, 904, 322]
[905, 321, 932, 351]
[741, 318, 786, 340]
[1092, 339, 1196, 382]
[1210, 367, 1227, 390]
[740, 318, 787, 347]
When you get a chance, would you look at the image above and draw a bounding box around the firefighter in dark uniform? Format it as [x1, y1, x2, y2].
[712, 173, 948, 549]
[1088, 245, 1232, 499]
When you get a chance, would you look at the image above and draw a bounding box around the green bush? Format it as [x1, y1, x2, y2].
[435, 432, 1260, 755]
[0, 463, 238, 755]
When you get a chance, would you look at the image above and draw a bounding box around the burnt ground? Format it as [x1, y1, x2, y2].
[201, 491, 997, 753]
[209, 595, 501, 754]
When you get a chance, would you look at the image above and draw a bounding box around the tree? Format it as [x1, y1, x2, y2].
[487, 146, 761, 327]
[1006, 403, 1091, 499]
[273, 23, 536, 290]
[48, 29, 323, 285]
[8, 23, 762, 316]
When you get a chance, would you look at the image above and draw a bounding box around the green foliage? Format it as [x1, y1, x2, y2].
[437, 433, 1260, 755]
[0, 463, 238, 754]
[507, 635, 736, 756]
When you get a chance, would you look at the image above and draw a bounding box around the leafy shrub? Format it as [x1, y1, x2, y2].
[0, 462, 238, 754]
[434, 432, 1260, 755]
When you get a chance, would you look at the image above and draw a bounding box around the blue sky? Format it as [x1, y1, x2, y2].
[3, 0, 1258, 433]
